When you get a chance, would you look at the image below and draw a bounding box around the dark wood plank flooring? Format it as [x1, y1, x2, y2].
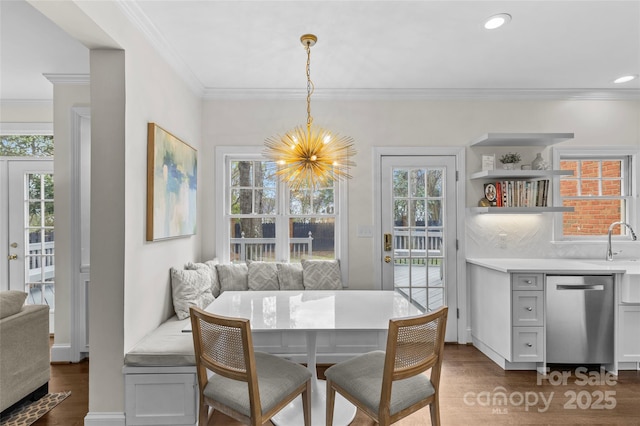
[33, 342, 640, 425]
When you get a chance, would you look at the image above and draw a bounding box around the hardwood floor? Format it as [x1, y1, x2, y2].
[35, 343, 640, 425]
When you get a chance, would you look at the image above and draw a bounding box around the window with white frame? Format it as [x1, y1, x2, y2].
[555, 150, 636, 240]
[216, 148, 346, 264]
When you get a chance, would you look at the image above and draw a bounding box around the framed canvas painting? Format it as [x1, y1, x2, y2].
[147, 123, 197, 241]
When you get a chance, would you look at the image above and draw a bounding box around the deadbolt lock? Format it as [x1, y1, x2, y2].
[8, 254, 18, 260]
[384, 255, 391, 263]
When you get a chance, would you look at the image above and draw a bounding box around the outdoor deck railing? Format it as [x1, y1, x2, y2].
[230, 232, 313, 262]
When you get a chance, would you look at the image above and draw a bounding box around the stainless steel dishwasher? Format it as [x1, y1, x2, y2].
[546, 275, 614, 364]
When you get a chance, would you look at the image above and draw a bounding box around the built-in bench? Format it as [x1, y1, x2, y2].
[123, 314, 386, 425]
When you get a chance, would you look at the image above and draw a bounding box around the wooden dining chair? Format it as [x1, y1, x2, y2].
[325, 306, 448, 426]
[189, 306, 312, 426]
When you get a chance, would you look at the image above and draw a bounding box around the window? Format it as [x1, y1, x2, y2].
[216, 147, 347, 264]
[555, 149, 636, 240]
[1, 135, 53, 156]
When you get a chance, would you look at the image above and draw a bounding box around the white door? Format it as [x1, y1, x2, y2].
[8, 160, 55, 328]
[381, 155, 458, 341]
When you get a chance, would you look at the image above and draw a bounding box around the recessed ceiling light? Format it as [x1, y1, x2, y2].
[613, 75, 637, 84]
[484, 13, 511, 30]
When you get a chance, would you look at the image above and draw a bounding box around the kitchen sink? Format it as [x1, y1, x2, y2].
[619, 273, 640, 303]
[582, 259, 640, 275]
[580, 259, 639, 303]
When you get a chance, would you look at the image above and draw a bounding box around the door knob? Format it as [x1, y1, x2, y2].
[384, 256, 391, 263]
[8, 254, 18, 260]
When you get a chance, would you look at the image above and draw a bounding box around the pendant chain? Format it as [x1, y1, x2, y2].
[306, 41, 314, 130]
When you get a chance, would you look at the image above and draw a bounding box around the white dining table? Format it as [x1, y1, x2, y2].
[184, 290, 423, 426]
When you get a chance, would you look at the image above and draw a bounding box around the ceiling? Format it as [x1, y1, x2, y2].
[2, 0, 639, 101]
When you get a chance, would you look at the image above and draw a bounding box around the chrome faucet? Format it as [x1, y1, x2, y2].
[606, 221, 637, 261]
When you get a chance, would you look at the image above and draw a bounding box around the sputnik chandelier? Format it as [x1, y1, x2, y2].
[264, 34, 356, 190]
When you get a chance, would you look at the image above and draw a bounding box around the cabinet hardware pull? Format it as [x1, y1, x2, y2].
[526, 307, 533, 311]
[525, 280, 532, 284]
[526, 343, 533, 347]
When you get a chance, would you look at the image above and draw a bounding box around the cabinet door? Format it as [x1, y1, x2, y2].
[512, 327, 544, 362]
[618, 305, 640, 361]
[512, 291, 544, 326]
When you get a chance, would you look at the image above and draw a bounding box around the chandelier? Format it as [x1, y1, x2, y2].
[264, 34, 356, 190]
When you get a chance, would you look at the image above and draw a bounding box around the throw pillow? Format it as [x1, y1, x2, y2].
[185, 259, 221, 297]
[216, 263, 249, 293]
[247, 261, 279, 291]
[0, 290, 27, 319]
[170, 267, 215, 320]
[277, 263, 304, 290]
[301, 259, 343, 290]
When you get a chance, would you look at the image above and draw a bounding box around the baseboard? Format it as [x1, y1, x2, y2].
[84, 412, 125, 426]
[50, 343, 72, 363]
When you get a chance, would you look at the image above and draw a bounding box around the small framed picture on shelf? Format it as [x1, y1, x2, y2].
[481, 154, 495, 171]
[484, 183, 498, 206]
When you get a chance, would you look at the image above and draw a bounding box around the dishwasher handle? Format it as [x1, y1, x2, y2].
[556, 284, 604, 291]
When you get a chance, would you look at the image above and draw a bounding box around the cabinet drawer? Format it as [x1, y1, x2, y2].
[512, 327, 544, 362]
[512, 273, 544, 291]
[512, 291, 544, 326]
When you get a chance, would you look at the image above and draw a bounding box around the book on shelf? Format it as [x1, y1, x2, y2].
[488, 179, 549, 208]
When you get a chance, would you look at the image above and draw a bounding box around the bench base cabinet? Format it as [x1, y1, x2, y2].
[123, 330, 385, 425]
[124, 367, 197, 426]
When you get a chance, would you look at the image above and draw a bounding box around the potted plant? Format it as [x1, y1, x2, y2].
[498, 152, 521, 170]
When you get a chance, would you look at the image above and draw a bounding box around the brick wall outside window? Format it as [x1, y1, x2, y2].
[560, 159, 625, 236]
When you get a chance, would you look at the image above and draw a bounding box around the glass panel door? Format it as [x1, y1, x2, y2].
[8, 161, 55, 311]
[381, 155, 457, 341]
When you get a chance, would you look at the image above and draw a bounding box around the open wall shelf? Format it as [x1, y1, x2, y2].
[470, 133, 574, 147]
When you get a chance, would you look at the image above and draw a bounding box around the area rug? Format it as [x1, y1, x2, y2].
[0, 392, 71, 426]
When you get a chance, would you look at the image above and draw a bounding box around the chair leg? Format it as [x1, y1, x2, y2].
[429, 398, 440, 426]
[199, 400, 209, 426]
[326, 379, 336, 426]
[302, 380, 312, 426]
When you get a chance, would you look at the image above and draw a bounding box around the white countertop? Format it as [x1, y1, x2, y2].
[466, 258, 639, 274]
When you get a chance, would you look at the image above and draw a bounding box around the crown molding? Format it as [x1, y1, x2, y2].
[202, 87, 640, 101]
[115, 0, 204, 97]
[43, 74, 90, 84]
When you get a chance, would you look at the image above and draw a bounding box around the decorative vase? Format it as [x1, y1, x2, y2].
[532, 153, 545, 170]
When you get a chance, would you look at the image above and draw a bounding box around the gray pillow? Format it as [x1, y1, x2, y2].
[216, 263, 249, 293]
[170, 267, 215, 320]
[277, 263, 304, 290]
[301, 259, 343, 290]
[247, 261, 279, 291]
[185, 259, 221, 297]
[0, 290, 27, 319]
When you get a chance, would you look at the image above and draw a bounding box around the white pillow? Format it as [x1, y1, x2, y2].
[170, 267, 215, 320]
[185, 259, 221, 297]
[301, 259, 343, 290]
[0, 290, 27, 319]
[277, 263, 304, 290]
[216, 263, 249, 293]
[247, 261, 279, 291]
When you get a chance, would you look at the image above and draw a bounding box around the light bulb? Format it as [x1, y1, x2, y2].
[484, 13, 511, 30]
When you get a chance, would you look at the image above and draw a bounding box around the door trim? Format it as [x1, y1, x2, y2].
[373, 147, 467, 343]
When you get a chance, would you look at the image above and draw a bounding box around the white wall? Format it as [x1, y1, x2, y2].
[32, 1, 203, 420]
[203, 99, 640, 289]
[51, 83, 90, 356]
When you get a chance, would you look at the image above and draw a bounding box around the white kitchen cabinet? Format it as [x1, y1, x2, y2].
[469, 263, 544, 368]
[618, 305, 640, 362]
